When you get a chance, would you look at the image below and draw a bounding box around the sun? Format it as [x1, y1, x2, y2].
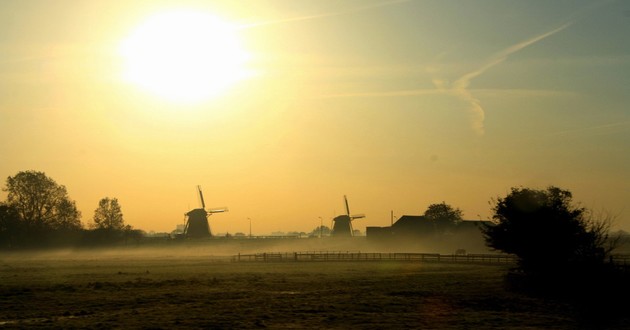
[119, 10, 251, 104]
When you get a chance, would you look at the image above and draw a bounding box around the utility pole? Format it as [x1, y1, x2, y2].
[248, 218, 251, 238]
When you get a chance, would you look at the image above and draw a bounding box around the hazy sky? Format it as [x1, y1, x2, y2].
[1, 0, 629, 234]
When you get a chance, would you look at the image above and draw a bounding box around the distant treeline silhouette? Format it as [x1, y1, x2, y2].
[0, 171, 142, 249]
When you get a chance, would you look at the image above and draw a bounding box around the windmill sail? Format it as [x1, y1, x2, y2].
[332, 195, 364, 237]
[198, 185, 206, 209]
[184, 185, 228, 238]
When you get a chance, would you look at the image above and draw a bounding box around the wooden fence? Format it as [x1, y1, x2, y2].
[232, 251, 518, 264]
[233, 252, 630, 269]
[611, 254, 630, 267]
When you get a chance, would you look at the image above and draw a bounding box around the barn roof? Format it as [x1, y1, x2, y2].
[392, 215, 433, 231]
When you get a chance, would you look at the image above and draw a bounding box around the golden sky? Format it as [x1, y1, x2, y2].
[1, 0, 629, 234]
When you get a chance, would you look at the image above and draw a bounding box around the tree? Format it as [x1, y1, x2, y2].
[0, 203, 22, 248]
[423, 202, 463, 233]
[309, 225, 331, 237]
[93, 197, 125, 230]
[3, 171, 82, 231]
[482, 186, 609, 273]
[482, 186, 630, 322]
[123, 225, 144, 244]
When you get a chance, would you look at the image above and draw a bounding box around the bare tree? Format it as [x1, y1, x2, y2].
[585, 209, 624, 258]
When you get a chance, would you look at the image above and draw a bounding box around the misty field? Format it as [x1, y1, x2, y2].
[0, 249, 627, 329]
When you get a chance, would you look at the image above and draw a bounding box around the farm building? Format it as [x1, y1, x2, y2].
[367, 215, 491, 237]
[366, 215, 493, 253]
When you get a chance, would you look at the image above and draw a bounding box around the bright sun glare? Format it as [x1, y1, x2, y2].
[120, 10, 251, 104]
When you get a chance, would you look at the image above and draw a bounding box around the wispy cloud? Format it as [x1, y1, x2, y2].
[319, 88, 575, 100]
[508, 120, 630, 145]
[320, 88, 440, 99]
[239, 0, 410, 29]
[547, 120, 630, 138]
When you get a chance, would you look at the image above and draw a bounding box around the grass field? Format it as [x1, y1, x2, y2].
[1, 247, 628, 329]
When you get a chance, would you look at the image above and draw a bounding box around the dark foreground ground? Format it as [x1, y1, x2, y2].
[1, 249, 628, 329]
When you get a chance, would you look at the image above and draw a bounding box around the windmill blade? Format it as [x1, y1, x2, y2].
[183, 214, 190, 235]
[197, 185, 206, 209]
[351, 214, 365, 220]
[207, 207, 228, 213]
[349, 217, 354, 236]
[344, 195, 350, 216]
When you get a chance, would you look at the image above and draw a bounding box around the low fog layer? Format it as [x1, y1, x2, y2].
[0, 235, 495, 262]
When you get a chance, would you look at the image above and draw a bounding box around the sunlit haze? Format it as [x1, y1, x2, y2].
[119, 10, 251, 104]
[1, 1, 629, 234]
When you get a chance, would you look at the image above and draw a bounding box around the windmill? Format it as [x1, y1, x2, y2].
[331, 195, 365, 237]
[184, 185, 228, 238]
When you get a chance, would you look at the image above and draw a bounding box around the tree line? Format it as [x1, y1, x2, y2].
[0, 169, 624, 265]
[0, 170, 141, 248]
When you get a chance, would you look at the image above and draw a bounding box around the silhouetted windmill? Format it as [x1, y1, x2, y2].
[331, 195, 365, 237]
[184, 186, 228, 238]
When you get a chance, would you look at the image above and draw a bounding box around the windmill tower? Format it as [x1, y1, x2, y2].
[184, 186, 228, 238]
[331, 195, 365, 237]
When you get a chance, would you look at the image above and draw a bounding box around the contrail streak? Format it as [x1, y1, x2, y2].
[239, 0, 410, 29]
[453, 23, 572, 90]
[318, 23, 573, 135]
[238, 0, 584, 138]
[448, 23, 572, 135]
